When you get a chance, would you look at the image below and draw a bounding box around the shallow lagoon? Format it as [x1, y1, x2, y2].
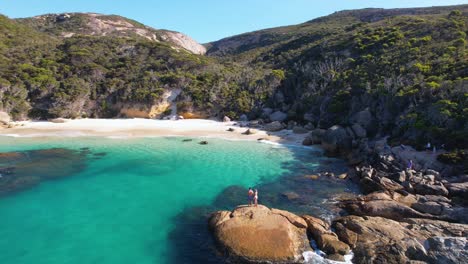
[0, 137, 359, 264]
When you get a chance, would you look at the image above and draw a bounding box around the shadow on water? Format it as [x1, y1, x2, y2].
[164, 144, 361, 264]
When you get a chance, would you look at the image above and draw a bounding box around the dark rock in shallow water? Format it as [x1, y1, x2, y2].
[0, 148, 89, 196]
[93, 152, 107, 157]
[199, 141, 208, 145]
[182, 139, 193, 142]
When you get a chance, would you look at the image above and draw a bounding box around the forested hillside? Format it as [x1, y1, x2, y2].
[0, 5, 467, 151]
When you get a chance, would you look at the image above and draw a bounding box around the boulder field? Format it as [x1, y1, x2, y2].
[208, 116, 467, 263]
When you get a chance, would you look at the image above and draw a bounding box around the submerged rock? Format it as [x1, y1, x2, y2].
[209, 205, 311, 263]
[0, 148, 89, 196]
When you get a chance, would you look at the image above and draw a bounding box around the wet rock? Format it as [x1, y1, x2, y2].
[264, 121, 284, 132]
[209, 205, 311, 263]
[309, 129, 326, 144]
[269, 111, 287, 122]
[227, 127, 235, 132]
[199, 141, 208, 145]
[302, 137, 313, 146]
[302, 215, 350, 260]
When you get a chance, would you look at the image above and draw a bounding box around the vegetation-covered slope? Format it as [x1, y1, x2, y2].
[0, 5, 467, 151]
[0, 14, 281, 120]
[208, 5, 468, 149]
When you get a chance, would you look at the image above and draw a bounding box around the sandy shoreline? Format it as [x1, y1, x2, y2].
[1, 118, 309, 146]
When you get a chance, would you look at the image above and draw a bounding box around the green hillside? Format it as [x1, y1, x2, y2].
[0, 5, 467, 150]
[208, 5, 468, 149]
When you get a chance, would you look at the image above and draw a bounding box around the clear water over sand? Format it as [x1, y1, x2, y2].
[0, 136, 358, 264]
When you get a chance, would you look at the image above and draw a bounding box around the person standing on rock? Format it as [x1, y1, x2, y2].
[248, 187, 254, 206]
[254, 189, 259, 207]
[407, 159, 413, 170]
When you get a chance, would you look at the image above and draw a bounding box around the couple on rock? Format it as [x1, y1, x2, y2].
[247, 187, 258, 207]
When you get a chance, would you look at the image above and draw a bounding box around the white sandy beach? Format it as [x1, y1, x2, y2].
[1, 118, 309, 146]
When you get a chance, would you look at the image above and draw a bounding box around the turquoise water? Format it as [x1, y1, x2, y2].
[0, 136, 358, 264]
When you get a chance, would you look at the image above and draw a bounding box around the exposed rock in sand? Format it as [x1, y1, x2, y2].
[264, 121, 284, 132]
[209, 205, 311, 263]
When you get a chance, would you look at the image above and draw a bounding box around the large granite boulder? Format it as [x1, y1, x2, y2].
[350, 109, 372, 130]
[269, 111, 287, 122]
[264, 121, 284, 132]
[0, 111, 10, 125]
[209, 205, 311, 263]
[321, 125, 352, 156]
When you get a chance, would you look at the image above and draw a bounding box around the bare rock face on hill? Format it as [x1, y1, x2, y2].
[20, 13, 206, 54]
[209, 205, 311, 263]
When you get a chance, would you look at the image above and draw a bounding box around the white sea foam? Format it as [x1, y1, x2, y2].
[303, 250, 354, 264]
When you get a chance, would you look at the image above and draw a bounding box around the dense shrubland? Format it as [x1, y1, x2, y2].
[208, 6, 468, 149]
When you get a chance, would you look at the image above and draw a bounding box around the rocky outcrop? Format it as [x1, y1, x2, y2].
[321, 125, 352, 155]
[209, 205, 311, 263]
[0, 111, 10, 125]
[26, 13, 206, 54]
[333, 215, 468, 264]
[264, 121, 284, 132]
[269, 111, 287, 122]
[302, 215, 350, 261]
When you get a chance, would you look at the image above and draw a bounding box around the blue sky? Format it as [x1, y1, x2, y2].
[1, 0, 466, 43]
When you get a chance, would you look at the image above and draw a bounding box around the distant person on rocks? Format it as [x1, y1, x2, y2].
[407, 159, 413, 170]
[426, 142, 431, 152]
[254, 189, 259, 207]
[248, 187, 254, 206]
[433, 145, 437, 154]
